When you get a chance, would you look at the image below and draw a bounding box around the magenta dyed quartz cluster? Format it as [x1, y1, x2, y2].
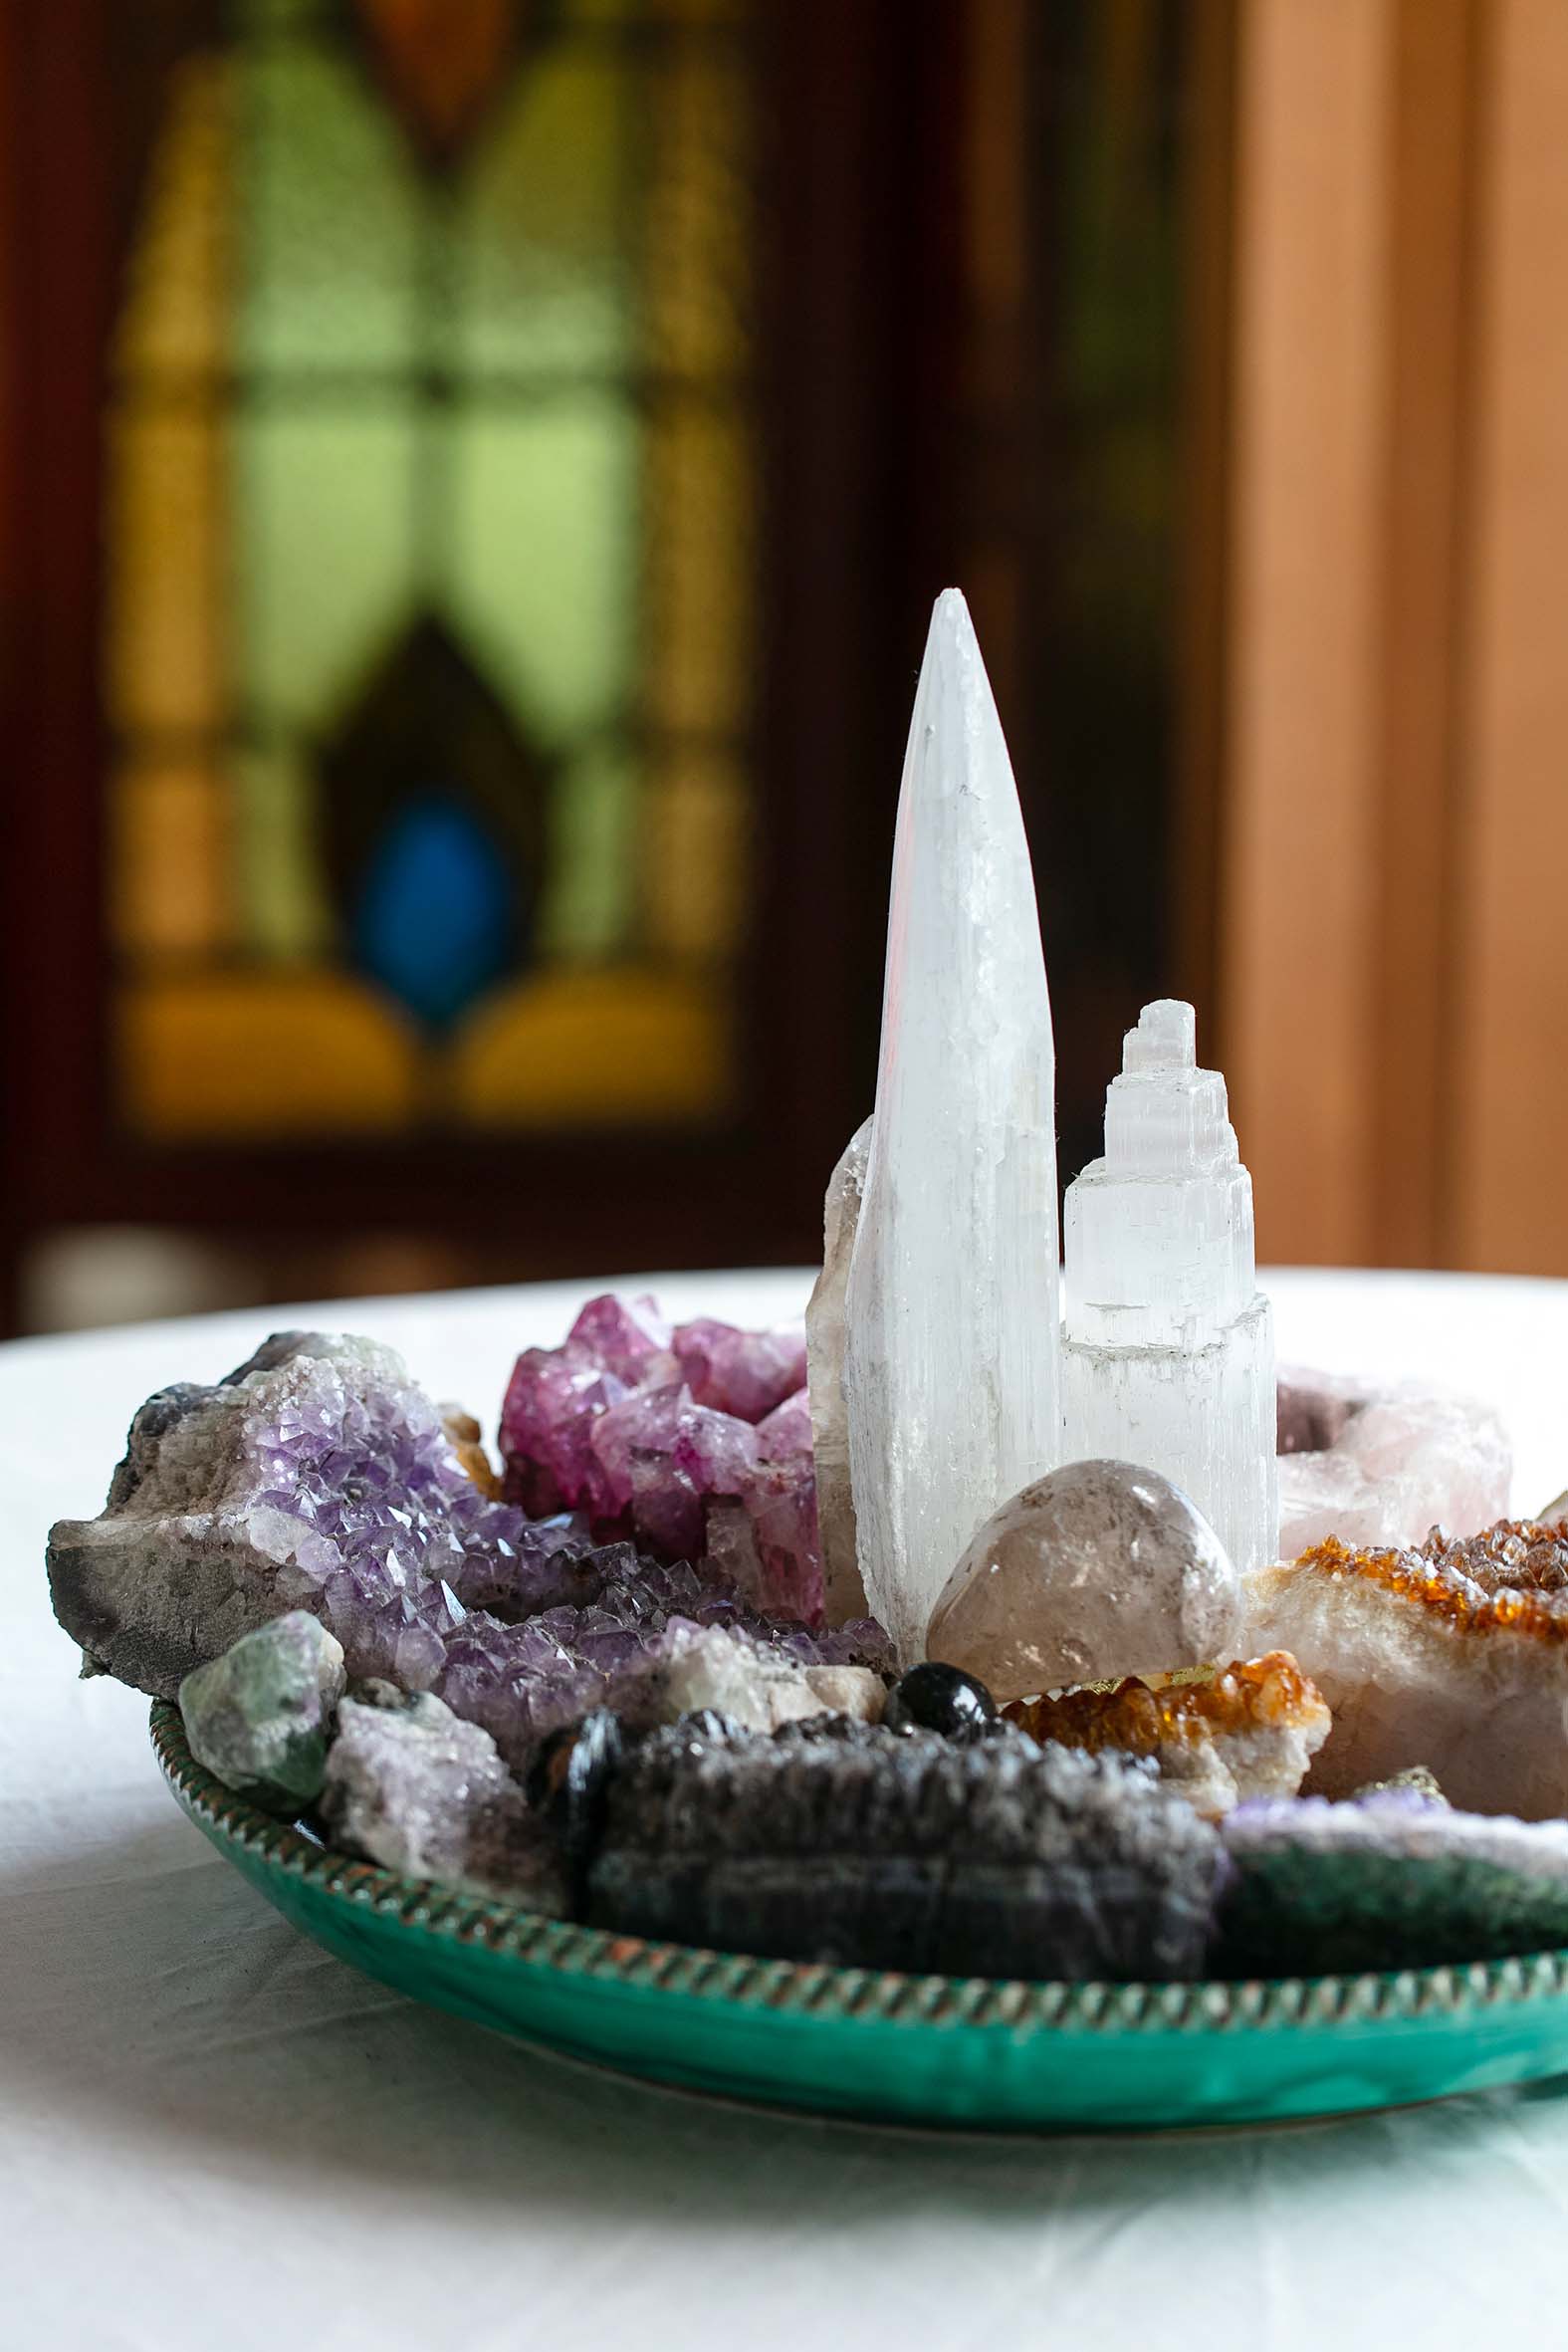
[500, 1294, 824, 1623]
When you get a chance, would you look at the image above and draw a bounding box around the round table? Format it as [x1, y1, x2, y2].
[4, 1266, 1567, 2352]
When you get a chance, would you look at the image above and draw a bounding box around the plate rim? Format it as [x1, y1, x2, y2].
[149, 1700, 1568, 2037]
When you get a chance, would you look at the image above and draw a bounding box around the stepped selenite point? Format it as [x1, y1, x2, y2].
[841, 589, 1061, 1666]
[1060, 999, 1278, 1577]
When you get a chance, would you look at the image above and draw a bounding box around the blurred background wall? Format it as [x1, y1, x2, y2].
[2, 0, 1565, 1334]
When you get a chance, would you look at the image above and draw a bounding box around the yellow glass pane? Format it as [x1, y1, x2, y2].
[538, 740, 639, 961]
[120, 972, 420, 1137]
[459, 53, 631, 377]
[113, 764, 232, 958]
[641, 751, 748, 961]
[642, 53, 751, 376]
[642, 401, 753, 735]
[233, 746, 335, 960]
[451, 968, 728, 1125]
[106, 410, 225, 733]
[112, 57, 230, 382]
[449, 397, 636, 748]
[239, 404, 418, 727]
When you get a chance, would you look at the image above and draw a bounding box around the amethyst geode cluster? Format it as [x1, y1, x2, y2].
[47, 1327, 887, 1770]
[499, 1293, 821, 1622]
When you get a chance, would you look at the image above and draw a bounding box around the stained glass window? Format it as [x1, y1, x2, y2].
[107, 0, 757, 1139]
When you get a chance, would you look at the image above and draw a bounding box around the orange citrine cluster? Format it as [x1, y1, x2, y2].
[1005, 1650, 1327, 1755]
[1296, 1524, 1568, 1642]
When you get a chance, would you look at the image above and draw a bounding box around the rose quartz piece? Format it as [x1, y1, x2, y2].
[1275, 1365, 1511, 1555]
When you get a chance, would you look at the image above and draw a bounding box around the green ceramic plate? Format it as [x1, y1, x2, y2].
[152, 1702, 1568, 2132]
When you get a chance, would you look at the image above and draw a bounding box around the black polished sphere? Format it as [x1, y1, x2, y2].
[882, 1661, 999, 1745]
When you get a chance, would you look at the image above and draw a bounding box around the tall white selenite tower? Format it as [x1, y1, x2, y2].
[1059, 999, 1278, 1572]
[834, 590, 1061, 1664]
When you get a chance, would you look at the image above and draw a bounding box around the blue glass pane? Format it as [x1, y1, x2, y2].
[351, 795, 521, 1029]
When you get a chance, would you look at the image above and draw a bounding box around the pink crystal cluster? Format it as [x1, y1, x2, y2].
[501, 1294, 823, 1623]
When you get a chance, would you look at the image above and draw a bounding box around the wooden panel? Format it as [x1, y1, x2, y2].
[1451, 0, 1568, 1271]
[1372, 0, 1481, 1268]
[1221, 0, 1391, 1264]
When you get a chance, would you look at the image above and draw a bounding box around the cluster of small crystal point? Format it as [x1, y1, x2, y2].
[1008, 1652, 1327, 1756]
[1295, 1527, 1568, 1643]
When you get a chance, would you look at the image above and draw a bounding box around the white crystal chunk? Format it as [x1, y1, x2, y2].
[1061, 1000, 1278, 1574]
[843, 589, 1061, 1666]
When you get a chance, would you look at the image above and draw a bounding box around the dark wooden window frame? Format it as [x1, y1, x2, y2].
[0, 0, 956, 1329]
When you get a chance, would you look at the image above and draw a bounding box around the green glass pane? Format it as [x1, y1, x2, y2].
[232, 745, 334, 960]
[238, 403, 417, 727]
[457, 54, 631, 379]
[538, 739, 639, 961]
[238, 41, 422, 372]
[447, 396, 636, 749]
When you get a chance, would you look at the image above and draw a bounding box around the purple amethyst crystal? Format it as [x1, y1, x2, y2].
[49, 1330, 889, 1772]
[499, 1294, 825, 1620]
[323, 1689, 565, 1907]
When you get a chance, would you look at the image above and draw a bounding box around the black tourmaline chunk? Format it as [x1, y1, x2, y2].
[577, 1714, 1226, 1982]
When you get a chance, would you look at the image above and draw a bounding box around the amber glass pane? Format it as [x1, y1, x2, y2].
[112, 58, 230, 384]
[642, 51, 750, 375]
[449, 970, 727, 1127]
[642, 399, 753, 736]
[122, 973, 421, 1137]
[641, 750, 749, 961]
[106, 411, 226, 733]
[113, 764, 233, 958]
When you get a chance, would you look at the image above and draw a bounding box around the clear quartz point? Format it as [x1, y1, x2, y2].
[805, 1117, 872, 1624]
[843, 589, 1061, 1665]
[1060, 999, 1279, 1573]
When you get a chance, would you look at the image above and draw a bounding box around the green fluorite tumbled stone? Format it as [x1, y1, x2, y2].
[178, 1610, 345, 1813]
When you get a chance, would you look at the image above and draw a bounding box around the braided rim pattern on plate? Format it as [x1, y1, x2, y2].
[150, 1700, 1568, 2034]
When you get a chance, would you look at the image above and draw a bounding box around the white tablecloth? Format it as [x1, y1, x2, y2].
[5, 1267, 1568, 2352]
